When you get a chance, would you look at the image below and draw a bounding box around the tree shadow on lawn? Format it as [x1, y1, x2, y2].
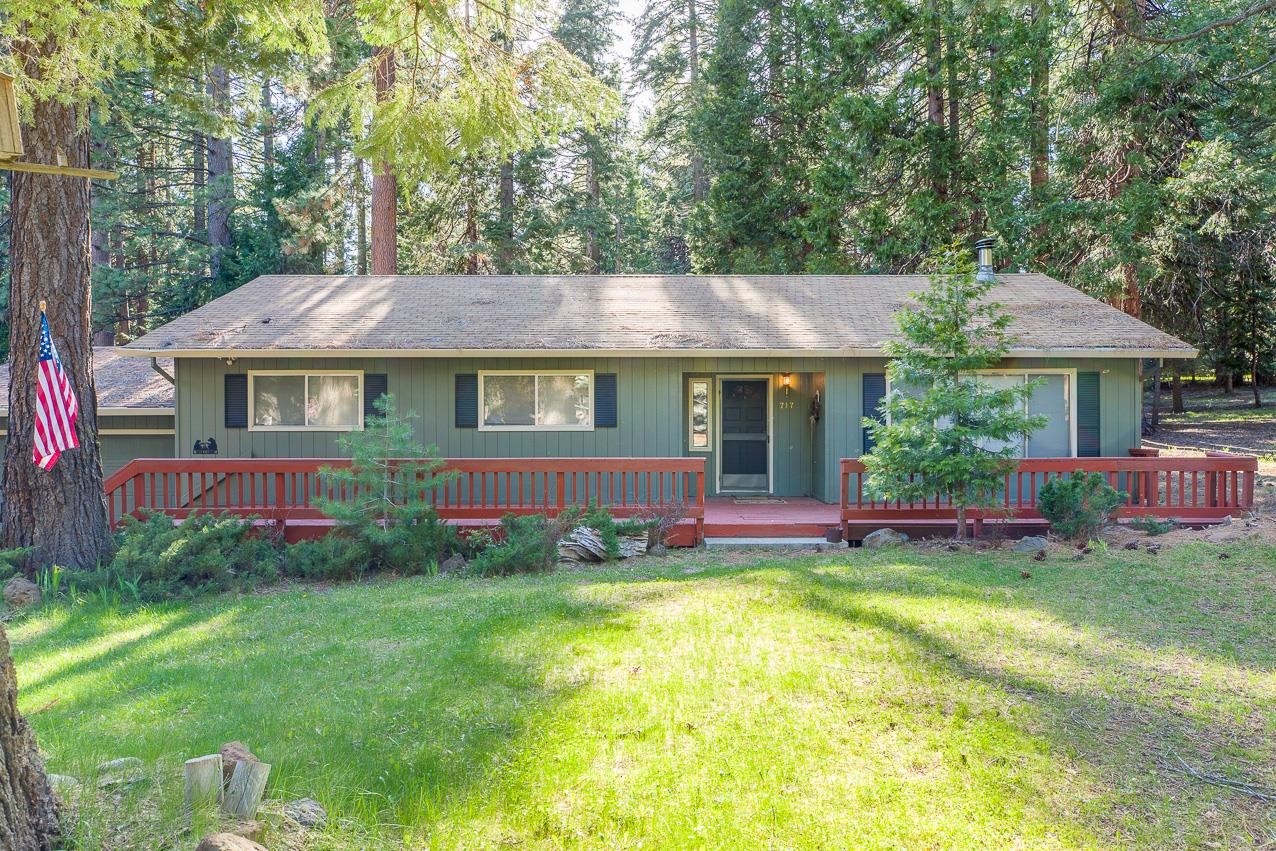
[762, 562, 1275, 844]
[16, 576, 634, 838]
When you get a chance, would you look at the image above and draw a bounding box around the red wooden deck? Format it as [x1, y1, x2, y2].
[704, 497, 840, 539]
[102, 453, 1257, 546]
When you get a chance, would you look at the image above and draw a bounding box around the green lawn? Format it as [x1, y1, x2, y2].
[13, 543, 1276, 849]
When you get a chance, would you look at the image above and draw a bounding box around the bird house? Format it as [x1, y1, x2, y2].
[0, 73, 22, 161]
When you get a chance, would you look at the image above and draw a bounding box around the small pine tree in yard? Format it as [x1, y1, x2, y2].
[314, 394, 459, 573]
[862, 247, 1046, 539]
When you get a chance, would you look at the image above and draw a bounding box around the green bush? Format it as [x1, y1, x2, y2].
[468, 511, 580, 577]
[101, 511, 280, 600]
[1129, 515, 1176, 536]
[580, 502, 652, 559]
[1037, 472, 1126, 542]
[282, 534, 372, 581]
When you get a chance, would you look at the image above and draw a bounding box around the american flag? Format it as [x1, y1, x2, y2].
[33, 310, 80, 470]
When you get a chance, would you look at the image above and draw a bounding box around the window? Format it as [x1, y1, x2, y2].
[688, 379, 711, 451]
[249, 371, 363, 430]
[479, 371, 593, 430]
[973, 370, 1076, 457]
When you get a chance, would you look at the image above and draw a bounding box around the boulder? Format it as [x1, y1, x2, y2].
[219, 742, 259, 785]
[862, 528, 909, 549]
[1013, 536, 1049, 553]
[3, 576, 40, 607]
[438, 554, 466, 574]
[195, 833, 266, 851]
[283, 797, 327, 830]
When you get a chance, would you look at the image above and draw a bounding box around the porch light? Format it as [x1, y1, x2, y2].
[781, 373, 792, 397]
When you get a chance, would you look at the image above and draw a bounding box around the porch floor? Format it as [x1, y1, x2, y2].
[704, 496, 840, 539]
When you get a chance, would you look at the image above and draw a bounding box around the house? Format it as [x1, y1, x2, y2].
[116, 270, 1195, 512]
[0, 348, 174, 477]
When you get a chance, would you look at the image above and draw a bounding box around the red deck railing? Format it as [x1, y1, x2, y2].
[104, 457, 707, 542]
[839, 454, 1257, 535]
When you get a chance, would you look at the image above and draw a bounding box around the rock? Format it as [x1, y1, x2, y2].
[283, 797, 327, 830]
[648, 544, 669, 558]
[863, 528, 909, 549]
[1012, 536, 1048, 553]
[195, 833, 266, 851]
[219, 742, 259, 786]
[96, 757, 145, 789]
[3, 576, 40, 607]
[1145, 545, 1160, 556]
[438, 554, 466, 574]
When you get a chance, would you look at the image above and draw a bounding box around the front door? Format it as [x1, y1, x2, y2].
[720, 378, 769, 492]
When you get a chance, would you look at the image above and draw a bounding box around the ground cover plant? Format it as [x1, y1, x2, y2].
[11, 542, 1276, 849]
[1037, 472, 1127, 543]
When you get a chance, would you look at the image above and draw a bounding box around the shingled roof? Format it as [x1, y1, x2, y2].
[0, 348, 174, 413]
[122, 274, 1195, 358]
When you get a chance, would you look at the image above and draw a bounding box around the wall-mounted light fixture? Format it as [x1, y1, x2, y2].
[781, 373, 792, 398]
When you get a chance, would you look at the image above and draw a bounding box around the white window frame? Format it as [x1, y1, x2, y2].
[478, 369, 595, 432]
[882, 368, 1077, 457]
[687, 377, 712, 453]
[247, 369, 365, 432]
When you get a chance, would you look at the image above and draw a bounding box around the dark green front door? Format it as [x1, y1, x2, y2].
[720, 378, 768, 492]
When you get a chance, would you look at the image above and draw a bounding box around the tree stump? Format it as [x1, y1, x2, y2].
[222, 760, 270, 819]
[184, 754, 223, 808]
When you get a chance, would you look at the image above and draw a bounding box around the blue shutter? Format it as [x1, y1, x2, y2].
[594, 373, 618, 428]
[225, 374, 248, 428]
[363, 373, 388, 419]
[862, 373, 887, 454]
[455, 374, 478, 428]
[1077, 371, 1101, 457]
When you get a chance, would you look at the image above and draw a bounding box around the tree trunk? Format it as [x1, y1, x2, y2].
[497, 156, 515, 273]
[688, 0, 706, 202]
[954, 502, 967, 540]
[924, 0, 947, 201]
[464, 191, 480, 275]
[1028, 0, 1049, 202]
[2, 52, 114, 571]
[585, 141, 602, 274]
[193, 131, 206, 241]
[0, 625, 58, 850]
[1171, 364, 1184, 413]
[1253, 351, 1263, 408]
[370, 47, 398, 275]
[1149, 366, 1161, 431]
[355, 158, 368, 275]
[261, 78, 274, 174]
[206, 65, 233, 282]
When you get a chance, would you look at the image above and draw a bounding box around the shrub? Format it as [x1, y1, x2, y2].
[314, 394, 461, 574]
[633, 501, 687, 549]
[469, 511, 580, 577]
[282, 534, 372, 581]
[1129, 515, 1176, 536]
[580, 502, 652, 559]
[1037, 472, 1126, 542]
[101, 511, 279, 600]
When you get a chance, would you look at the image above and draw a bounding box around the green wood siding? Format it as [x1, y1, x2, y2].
[0, 413, 174, 478]
[175, 355, 1144, 503]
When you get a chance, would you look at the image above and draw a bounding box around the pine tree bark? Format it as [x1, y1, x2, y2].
[2, 44, 114, 571]
[0, 625, 58, 851]
[1171, 364, 1184, 413]
[585, 141, 602, 273]
[497, 156, 515, 273]
[923, 0, 947, 201]
[688, 0, 706, 202]
[355, 158, 368, 275]
[370, 47, 398, 275]
[1028, 0, 1050, 199]
[206, 65, 234, 281]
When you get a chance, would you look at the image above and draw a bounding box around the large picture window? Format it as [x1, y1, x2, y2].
[973, 370, 1076, 457]
[479, 371, 593, 430]
[249, 371, 363, 431]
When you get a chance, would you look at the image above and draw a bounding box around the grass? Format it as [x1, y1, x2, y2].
[12, 543, 1276, 849]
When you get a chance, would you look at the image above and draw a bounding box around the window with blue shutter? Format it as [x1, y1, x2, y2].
[594, 373, 618, 427]
[862, 373, 887, 454]
[1077, 372, 1101, 456]
[455, 374, 478, 428]
[224, 374, 248, 428]
[363, 373, 388, 419]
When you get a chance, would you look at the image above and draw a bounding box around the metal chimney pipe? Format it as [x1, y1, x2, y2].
[975, 237, 996, 282]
